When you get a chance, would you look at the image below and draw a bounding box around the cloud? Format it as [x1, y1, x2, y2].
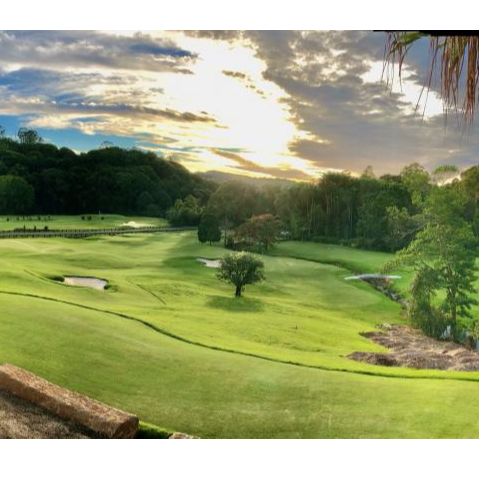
[0, 31, 196, 73]
[0, 64, 219, 137]
[211, 148, 312, 180]
[2, 30, 479, 180]
[222, 70, 247, 80]
[234, 30, 479, 175]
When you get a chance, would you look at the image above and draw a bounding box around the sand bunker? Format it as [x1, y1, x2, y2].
[63, 276, 107, 290]
[349, 324, 479, 371]
[121, 221, 153, 228]
[197, 258, 221, 268]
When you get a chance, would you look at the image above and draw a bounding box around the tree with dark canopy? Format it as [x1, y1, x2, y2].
[167, 195, 203, 226]
[198, 213, 222, 244]
[235, 213, 282, 252]
[17, 128, 43, 145]
[0, 175, 34, 214]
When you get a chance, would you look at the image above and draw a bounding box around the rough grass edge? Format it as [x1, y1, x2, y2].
[136, 421, 174, 439]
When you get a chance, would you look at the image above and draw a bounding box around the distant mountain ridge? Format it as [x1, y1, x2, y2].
[198, 170, 295, 187]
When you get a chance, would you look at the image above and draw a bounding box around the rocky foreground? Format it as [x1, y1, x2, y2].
[0, 388, 99, 439]
[0, 364, 138, 439]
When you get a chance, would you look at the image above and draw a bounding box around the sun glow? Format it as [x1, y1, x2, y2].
[1, 31, 474, 179]
[143, 32, 320, 177]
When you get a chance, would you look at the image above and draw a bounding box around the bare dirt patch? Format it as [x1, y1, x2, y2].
[349, 324, 479, 371]
[0, 388, 100, 438]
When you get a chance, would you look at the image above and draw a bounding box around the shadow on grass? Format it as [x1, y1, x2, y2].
[207, 295, 264, 313]
[162, 256, 201, 271]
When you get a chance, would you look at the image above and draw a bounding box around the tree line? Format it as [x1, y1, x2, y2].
[194, 163, 479, 252]
[3, 127, 479, 261]
[0, 128, 216, 216]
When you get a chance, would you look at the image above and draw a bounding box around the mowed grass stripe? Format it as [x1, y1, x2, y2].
[1, 288, 479, 383]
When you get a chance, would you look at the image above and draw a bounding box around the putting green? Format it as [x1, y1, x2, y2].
[1, 231, 479, 437]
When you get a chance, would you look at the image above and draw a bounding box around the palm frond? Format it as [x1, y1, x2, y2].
[384, 32, 479, 125]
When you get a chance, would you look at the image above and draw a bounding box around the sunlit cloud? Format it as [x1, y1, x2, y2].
[361, 60, 444, 119]
[0, 30, 479, 180]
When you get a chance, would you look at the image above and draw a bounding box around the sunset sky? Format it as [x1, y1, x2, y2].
[0, 30, 476, 180]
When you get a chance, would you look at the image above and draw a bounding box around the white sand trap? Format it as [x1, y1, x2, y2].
[121, 221, 152, 228]
[63, 276, 107, 290]
[197, 258, 221, 268]
[345, 274, 402, 281]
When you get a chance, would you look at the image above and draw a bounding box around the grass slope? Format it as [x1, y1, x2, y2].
[1, 231, 479, 437]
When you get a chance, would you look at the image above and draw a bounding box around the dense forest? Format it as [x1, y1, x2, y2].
[202, 163, 479, 253]
[3, 128, 479, 258]
[0, 130, 216, 217]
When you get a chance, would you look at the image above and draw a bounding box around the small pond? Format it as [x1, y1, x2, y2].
[63, 276, 107, 290]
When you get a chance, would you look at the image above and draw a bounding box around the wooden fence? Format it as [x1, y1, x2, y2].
[0, 225, 196, 239]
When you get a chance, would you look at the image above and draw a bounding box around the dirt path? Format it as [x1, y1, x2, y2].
[0, 388, 99, 438]
[349, 324, 479, 371]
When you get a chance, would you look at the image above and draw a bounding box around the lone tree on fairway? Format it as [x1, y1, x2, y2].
[217, 252, 265, 297]
[198, 213, 221, 245]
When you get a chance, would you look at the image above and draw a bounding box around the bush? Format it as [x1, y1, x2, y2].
[167, 195, 203, 226]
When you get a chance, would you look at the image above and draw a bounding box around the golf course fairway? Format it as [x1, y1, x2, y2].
[2, 229, 479, 438]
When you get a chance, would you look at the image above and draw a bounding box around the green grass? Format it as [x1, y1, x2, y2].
[137, 422, 173, 439]
[0, 214, 167, 230]
[2, 230, 479, 437]
[275, 241, 479, 324]
[272, 241, 414, 292]
[273, 241, 393, 272]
